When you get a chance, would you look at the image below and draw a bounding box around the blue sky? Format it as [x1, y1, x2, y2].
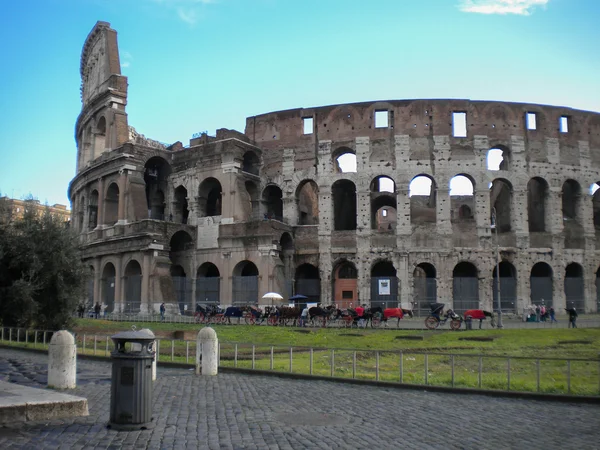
[1, 0, 598, 207]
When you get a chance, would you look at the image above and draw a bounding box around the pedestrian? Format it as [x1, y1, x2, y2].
[77, 303, 85, 318]
[540, 304, 547, 322]
[300, 305, 309, 327]
[566, 307, 578, 328]
[549, 306, 557, 323]
[355, 304, 365, 328]
[535, 305, 541, 322]
[94, 302, 101, 319]
[160, 302, 166, 321]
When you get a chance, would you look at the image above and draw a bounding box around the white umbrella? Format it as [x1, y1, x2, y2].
[262, 292, 284, 304]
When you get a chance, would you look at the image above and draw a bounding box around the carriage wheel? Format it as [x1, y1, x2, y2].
[424, 316, 439, 330]
[268, 316, 278, 326]
[194, 313, 204, 324]
[450, 318, 462, 331]
[371, 317, 381, 328]
[244, 315, 256, 325]
[343, 316, 353, 328]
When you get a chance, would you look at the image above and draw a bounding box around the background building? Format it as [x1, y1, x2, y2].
[69, 22, 600, 315]
[0, 196, 70, 225]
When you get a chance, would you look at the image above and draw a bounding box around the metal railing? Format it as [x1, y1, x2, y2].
[1, 327, 598, 397]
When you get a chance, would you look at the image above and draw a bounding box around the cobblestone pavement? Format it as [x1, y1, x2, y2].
[0, 348, 598, 450]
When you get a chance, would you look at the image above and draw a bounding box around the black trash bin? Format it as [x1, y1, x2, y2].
[108, 327, 155, 430]
[465, 316, 473, 330]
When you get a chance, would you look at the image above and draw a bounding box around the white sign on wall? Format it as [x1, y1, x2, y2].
[378, 279, 390, 295]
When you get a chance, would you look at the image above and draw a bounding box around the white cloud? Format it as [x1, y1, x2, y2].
[149, 0, 217, 24]
[120, 50, 132, 69]
[458, 0, 549, 15]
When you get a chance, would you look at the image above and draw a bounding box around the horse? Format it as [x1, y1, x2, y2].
[224, 306, 244, 324]
[463, 309, 495, 329]
[367, 307, 406, 327]
[277, 305, 302, 325]
[308, 305, 336, 327]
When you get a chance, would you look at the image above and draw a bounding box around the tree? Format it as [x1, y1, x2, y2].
[0, 202, 87, 329]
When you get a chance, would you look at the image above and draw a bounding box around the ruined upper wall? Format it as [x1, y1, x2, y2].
[245, 100, 600, 164]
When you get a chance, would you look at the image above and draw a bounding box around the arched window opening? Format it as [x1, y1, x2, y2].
[170, 230, 193, 253]
[332, 180, 357, 230]
[196, 263, 220, 305]
[104, 183, 119, 225]
[492, 261, 517, 313]
[101, 263, 116, 314]
[449, 175, 474, 196]
[124, 260, 142, 313]
[562, 180, 584, 249]
[371, 195, 396, 230]
[296, 180, 319, 225]
[170, 265, 189, 314]
[262, 185, 283, 220]
[413, 263, 437, 316]
[245, 181, 259, 220]
[198, 178, 222, 217]
[527, 177, 549, 233]
[490, 179, 512, 233]
[487, 147, 509, 171]
[593, 183, 600, 230]
[452, 262, 479, 314]
[564, 263, 585, 312]
[242, 151, 260, 176]
[370, 176, 395, 193]
[232, 261, 259, 305]
[94, 117, 107, 155]
[144, 157, 171, 220]
[88, 190, 98, 230]
[410, 175, 436, 224]
[370, 261, 398, 309]
[333, 148, 357, 173]
[530, 262, 553, 307]
[450, 175, 475, 226]
[173, 186, 189, 224]
[333, 261, 357, 309]
[295, 264, 320, 305]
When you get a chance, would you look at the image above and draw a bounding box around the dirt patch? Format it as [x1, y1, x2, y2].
[294, 329, 311, 334]
[340, 333, 364, 337]
[557, 340, 592, 345]
[458, 336, 496, 342]
[394, 336, 424, 341]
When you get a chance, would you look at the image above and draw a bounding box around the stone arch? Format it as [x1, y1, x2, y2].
[370, 260, 398, 309]
[242, 151, 260, 175]
[198, 177, 222, 217]
[100, 262, 116, 313]
[332, 260, 358, 309]
[196, 262, 220, 305]
[123, 259, 142, 313]
[170, 264, 189, 314]
[295, 263, 320, 305]
[490, 178, 512, 233]
[413, 263, 437, 316]
[527, 177, 549, 233]
[332, 147, 357, 173]
[262, 184, 283, 220]
[562, 179, 584, 249]
[450, 174, 475, 230]
[245, 180, 259, 220]
[592, 182, 600, 230]
[452, 261, 479, 314]
[487, 145, 510, 171]
[232, 260, 259, 305]
[173, 185, 189, 224]
[492, 261, 517, 313]
[332, 180, 357, 230]
[94, 116, 107, 155]
[296, 179, 319, 225]
[88, 190, 98, 230]
[104, 182, 119, 225]
[370, 176, 397, 230]
[144, 156, 171, 220]
[410, 174, 436, 224]
[531, 262, 553, 307]
[169, 230, 193, 253]
[564, 263, 584, 312]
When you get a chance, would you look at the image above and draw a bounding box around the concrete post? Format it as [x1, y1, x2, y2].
[47, 330, 77, 389]
[140, 328, 156, 381]
[196, 327, 218, 376]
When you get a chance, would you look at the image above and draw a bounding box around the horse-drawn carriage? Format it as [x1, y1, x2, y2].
[424, 303, 462, 330]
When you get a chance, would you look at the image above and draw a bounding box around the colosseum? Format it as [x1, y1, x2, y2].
[69, 22, 600, 317]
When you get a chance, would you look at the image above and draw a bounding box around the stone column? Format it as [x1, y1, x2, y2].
[141, 252, 151, 314]
[436, 186, 452, 235]
[395, 184, 411, 249]
[117, 169, 127, 225]
[94, 258, 102, 307]
[114, 256, 123, 313]
[96, 177, 104, 229]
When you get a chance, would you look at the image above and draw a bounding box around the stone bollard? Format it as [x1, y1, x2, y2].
[48, 330, 77, 389]
[196, 327, 218, 376]
[140, 328, 156, 381]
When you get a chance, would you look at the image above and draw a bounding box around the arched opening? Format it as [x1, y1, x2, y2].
[170, 230, 193, 253]
[450, 175, 475, 245]
[196, 263, 220, 305]
[88, 190, 98, 230]
[86, 266, 95, 309]
[124, 260, 142, 313]
[452, 262, 479, 314]
[530, 262, 553, 307]
[173, 186, 189, 224]
[232, 261, 259, 305]
[242, 151, 260, 176]
[296, 180, 319, 225]
[332, 180, 357, 230]
[245, 181, 259, 220]
[170, 265, 188, 314]
[295, 264, 321, 305]
[333, 148, 357, 173]
[527, 177, 549, 233]
[144, 157, 171, 220]
[563, 180, 584, 249]
[104, 183, 119, 225]
[198, 177, 222, 217]
[490, 179, 512, 233]
[262, 185, 283, 220]
[101, 263, 116, 314]
[492, 261, 517, 313]
[333, 261, 357, 309]
[486, 146, 509, 171]
[410, 175, 436, 224]
[279, 233, 294, 298]
[596, 267, 600, 313]
[94, 116, 106, 154]
[413, 263, 437, 316]
[370, 261, 398, 309]
[592, 183, 600, 231]
[77, 196, 85, 231]
[371, 176, 397, 231]
[564, 263, 584, 312]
